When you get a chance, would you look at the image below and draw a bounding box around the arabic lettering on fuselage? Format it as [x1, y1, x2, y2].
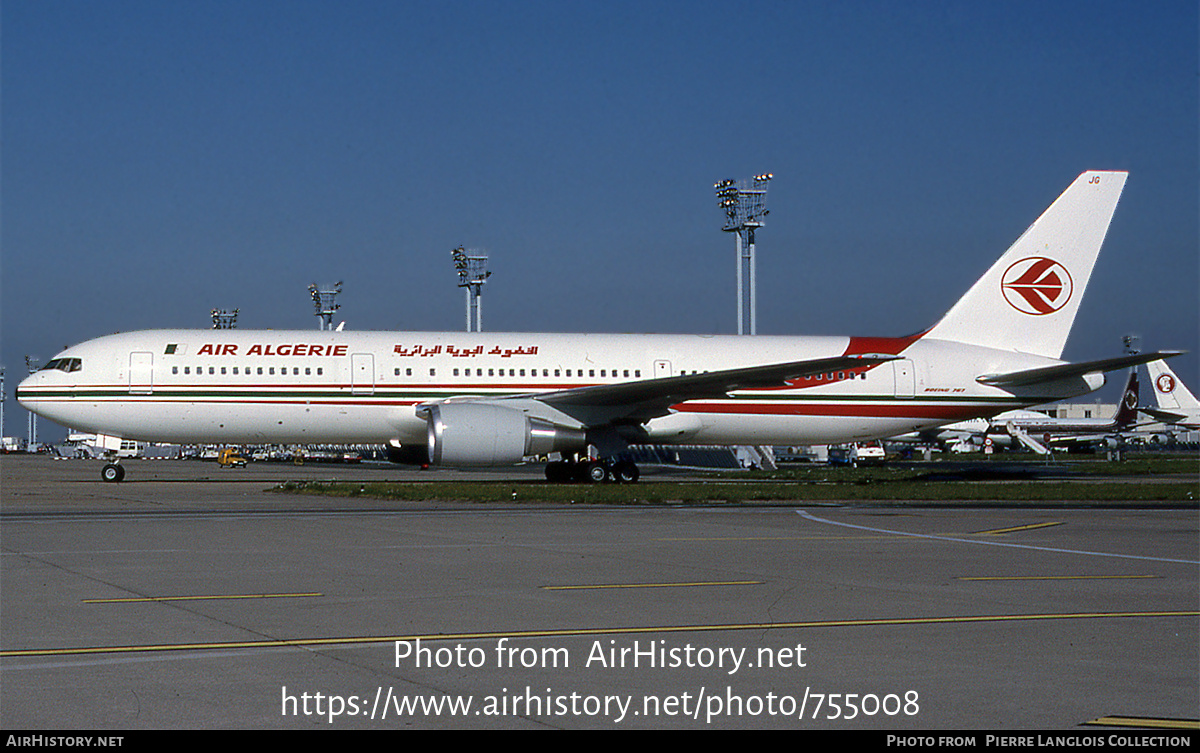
[392, 345, 540, 358]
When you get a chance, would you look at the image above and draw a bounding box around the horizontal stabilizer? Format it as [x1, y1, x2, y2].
[1140, 407, 1188, 424]
[977, 351, 1184, 388]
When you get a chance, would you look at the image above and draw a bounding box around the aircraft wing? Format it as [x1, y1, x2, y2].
[977, 351, 1184, 388]
[510, 353, 901, 426]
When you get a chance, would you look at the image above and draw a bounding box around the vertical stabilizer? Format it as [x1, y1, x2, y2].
[1114, 370, 1139, 429]
[925, 171, 1128, 359]
[1147, 359, 1199, 415]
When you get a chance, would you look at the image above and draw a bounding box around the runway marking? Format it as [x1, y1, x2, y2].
[796, 510, 1200, 564]
[656, 535, 904, 541]
[3, 610, 1196, 658]
[957, 575, 1157, 581]
[541, 581, 761, 591]
[1085, 716, 1199, 730]
[975, 522, 1063, 535]
[83, 592, 323, 603]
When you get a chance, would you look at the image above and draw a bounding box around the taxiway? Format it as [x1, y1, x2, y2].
[2, 456, 1196, 729]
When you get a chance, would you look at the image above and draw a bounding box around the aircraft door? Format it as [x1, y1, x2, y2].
[351, 353, 375, 396]
[129, 352, 153, 395]
[892, 358, 915, 399]
[654, 360, 672, 379]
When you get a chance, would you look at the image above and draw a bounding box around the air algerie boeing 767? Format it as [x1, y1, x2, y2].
[17, 171, 1183, 483]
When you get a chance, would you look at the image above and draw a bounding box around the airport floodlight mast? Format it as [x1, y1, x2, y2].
[24, 356, 39, 448]
[716, 173, 772, 335]
[210, 309, 239, 329]
[451, 246, 491, 332]
[309, 282, 342, 330]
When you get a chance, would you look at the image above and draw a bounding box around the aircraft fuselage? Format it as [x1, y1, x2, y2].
[17, 328, 1099, 451]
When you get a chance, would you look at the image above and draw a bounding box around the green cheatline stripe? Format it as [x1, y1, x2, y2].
[2, 610, 1195, 658]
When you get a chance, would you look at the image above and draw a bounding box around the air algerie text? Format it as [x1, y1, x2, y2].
[194, 344, 349, 357]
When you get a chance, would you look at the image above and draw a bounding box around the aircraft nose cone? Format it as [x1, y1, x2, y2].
[15, 376, 33, 408]
[15, 372, 42, 410]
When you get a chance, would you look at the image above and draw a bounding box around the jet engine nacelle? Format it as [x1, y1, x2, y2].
[423, 403, 586, 466]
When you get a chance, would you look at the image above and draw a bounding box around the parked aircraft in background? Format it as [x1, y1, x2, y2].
[892, 370, 1143, 454]
[985, 369, 1142, 453]
[17, 171, 1180, 482]
[1142, 359, 1200, 431]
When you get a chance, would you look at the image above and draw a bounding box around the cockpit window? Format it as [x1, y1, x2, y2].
[40, 358, 82, 373]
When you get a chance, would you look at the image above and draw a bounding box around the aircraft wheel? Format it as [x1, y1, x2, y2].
[612, 460, 639, 484]
[579, 461, 609, 484]
[101, 463, 125, 483]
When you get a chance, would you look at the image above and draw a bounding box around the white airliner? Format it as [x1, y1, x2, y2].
[1143, 359, 1200, 431]
[17, 171, 1180, 483]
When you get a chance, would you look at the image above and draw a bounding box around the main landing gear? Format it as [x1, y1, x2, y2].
[544, 458, 639, 484]
[101, 463, 126, 483]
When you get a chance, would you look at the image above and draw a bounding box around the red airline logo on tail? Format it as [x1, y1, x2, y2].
[1156, 373, 1176, 394]
[1000, 257, 1073, 315]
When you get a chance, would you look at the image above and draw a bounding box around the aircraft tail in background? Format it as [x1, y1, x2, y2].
[1114, 369, 1140, 429]
[1145, 359, 1200, 429]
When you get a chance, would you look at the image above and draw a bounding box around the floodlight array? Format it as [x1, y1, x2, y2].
[308, 282, 342, 330]
[210, 308, 239, 329]
[715, 174, 772, 232]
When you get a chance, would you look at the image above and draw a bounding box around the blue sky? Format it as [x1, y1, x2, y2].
[3, 0, 1197, 441]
